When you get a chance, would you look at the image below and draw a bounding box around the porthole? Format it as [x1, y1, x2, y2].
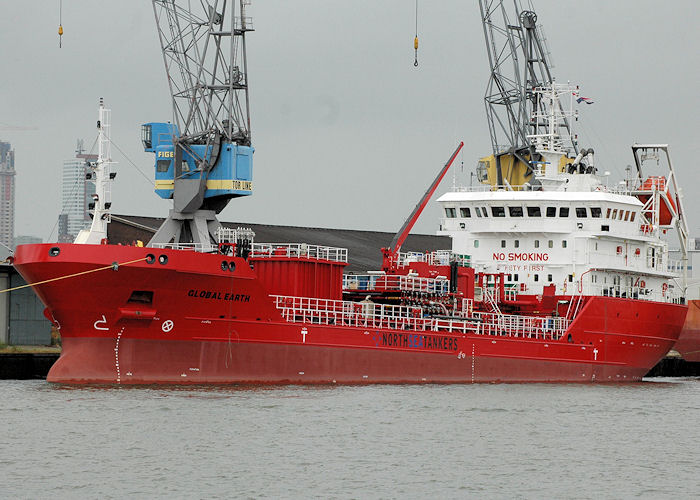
[145, 254, 156, 264]
[158, 254, 168, 265]
[228, 261, 236, 272]
[221, 261, 228, 271]
[49, 247, 60, 257]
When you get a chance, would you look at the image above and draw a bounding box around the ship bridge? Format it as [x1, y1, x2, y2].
[437, 185, 681, 303]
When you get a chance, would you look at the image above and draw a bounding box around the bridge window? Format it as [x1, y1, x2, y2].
[591, 207, 602, 218]
[474, 240, 479, 248]
[624, 210, 630, 221]
[475, 207, 482, 217]
[501, 240, 506, 248]
[509, 206, 523, 217]
[601, 225, 610, 231]
[514, 240, 520, 248]
[576, 207, 587, 217]
[548, 240, 554, 248]
[630, 212, 636, 222]
[546, 207, 556, 217]
[492, 206, 506, 217]
[534, 274, 539, 282]
[548, 274, 553, 282]
[445, 208, 456, 218]
[527, 206, 541, 217]
[534, 240, 540, 248]
[559, 207, 570, 217]
[612, 209, 618, 219]
[156, 160, 170, 172]
[606, 208, 611, 218]
[562, 240, 568, 248]
[460, 207, 471, 218]
[482, 207, 489, 217]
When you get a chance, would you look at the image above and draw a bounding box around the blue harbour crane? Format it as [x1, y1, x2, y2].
[142, 0, 254, 250]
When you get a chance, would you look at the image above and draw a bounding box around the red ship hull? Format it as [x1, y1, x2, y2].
[674, 299, 700, 362]
[14, 243, 687, 384]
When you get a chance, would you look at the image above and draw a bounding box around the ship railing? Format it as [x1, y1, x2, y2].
[343, 274, 450, 294]
[449, 183, 637, 195]
[470, 312, 568, 340]
[395, 250, 470, 267]
[273, 295, 427, 331]
[151, 242, 212, 251]
[577, 282, 683, 304]
[251, 243, 348, 263]
[216, 226, 256, 244]
[272, 295, 568, 340]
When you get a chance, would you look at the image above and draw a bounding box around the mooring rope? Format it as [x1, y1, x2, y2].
[0, 257, 147, 295]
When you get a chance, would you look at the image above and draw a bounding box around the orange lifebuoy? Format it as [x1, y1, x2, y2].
[640, 280, 646, 288]
[662, 282, 668, 295]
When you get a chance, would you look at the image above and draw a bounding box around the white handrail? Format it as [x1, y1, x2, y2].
[272, 295, 569, 340]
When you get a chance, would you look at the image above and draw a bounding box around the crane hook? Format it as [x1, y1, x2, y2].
[58, 0, 63, 48]
[413, 0, 419, 68]
[414, 36, 419, 67]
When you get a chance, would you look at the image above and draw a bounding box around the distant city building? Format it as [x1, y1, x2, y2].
[14, 235, 42, 249]
[58, 140, 97, 242]
[0, 140, 15, 252]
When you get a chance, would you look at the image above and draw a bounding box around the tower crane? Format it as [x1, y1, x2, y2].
[143, 0, 254, 250]
[478, 0, 581, 189]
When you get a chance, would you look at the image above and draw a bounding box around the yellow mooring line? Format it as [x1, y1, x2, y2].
[0, 257, 147, 295]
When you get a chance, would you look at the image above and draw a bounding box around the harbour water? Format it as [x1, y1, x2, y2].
[1, 379, 698, 499]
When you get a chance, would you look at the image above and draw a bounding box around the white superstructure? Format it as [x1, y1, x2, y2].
[437, 85, 687, 304]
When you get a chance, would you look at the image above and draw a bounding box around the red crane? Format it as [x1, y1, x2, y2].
[381, 141, 464, 271]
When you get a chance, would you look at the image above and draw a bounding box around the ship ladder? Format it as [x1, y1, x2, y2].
[484, 288, 502, 315]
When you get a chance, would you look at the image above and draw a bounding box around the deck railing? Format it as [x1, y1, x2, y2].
[272, 295, 568, 341]
[395, 250, 470, 267]
[577, 282, 683, 304]
[251, 243, 348, 263]
[343, 274, 450, 294]
[151, 242, 210, 251]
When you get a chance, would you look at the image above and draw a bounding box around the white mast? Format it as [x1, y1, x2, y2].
[75, 98, 115, 244]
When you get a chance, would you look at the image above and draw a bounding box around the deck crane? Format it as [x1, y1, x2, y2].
[381, 142, 463, 272]
[143, 0, 254, 250]
[478, 0, 582, 189]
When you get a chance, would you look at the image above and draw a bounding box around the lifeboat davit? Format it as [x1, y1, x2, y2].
[637, 176, 677, 226]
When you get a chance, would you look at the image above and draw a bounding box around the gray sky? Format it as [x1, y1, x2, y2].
[1, 0, 698, 241]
